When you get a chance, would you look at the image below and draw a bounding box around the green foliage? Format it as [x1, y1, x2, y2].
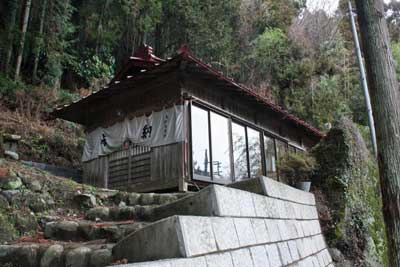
[312, 75, 351, 126]
[254, 0, 303, 31]
[278, 152, 316, 184]
[71, 49, 115, 85]
[0, 209, 18, 242]
[391, 42, 400, 79]
[0, 73, 25, 100]
[57, 89, 80, 106]
[253, 28, 290, 76]
[42, 0, 76, 87]
[157, 0, 240, 69]
[313, 118, 387, 266]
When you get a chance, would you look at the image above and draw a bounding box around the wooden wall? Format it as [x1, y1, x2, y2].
[182, 75, 320, 149]
[82, 142, 184, 192]
[85, 73, 182, 130]
[82, 156, 108, 188]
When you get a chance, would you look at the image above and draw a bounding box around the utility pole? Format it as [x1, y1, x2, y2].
[348, 1, 378, 158]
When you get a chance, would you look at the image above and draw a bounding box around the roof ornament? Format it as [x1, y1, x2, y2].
[177, 44, 193, 56]
[131, 44, 164, 63]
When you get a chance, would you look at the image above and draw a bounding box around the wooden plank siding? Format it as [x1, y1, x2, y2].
[150, 143, 183, 182]
[82, 156, 108, 188]
[107, 145, 151, 190]
[82, 142, 184, 192]
[181, 75, 318, 148]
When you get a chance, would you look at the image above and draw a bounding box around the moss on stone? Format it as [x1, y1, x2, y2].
[0, 208, 18, 243]
[313, 118, 387, 266]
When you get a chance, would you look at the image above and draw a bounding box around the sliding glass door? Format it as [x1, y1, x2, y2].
[247, 127, 262, 178]
[210, 112, 232, 181]
[264, 135, 277, 179]
[232, 122, 248, 180]
[190, 103, 287, 183]
[191, 106, 211, 179]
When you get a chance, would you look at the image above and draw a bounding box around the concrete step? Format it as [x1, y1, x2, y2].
[44, 219, 149, 242]
[112, 182, 331, 266]
[112, 215, 329, 265]
[111, 246, 334, 267]
[228, 176, 316, 206]
[148, 184, 318, 222]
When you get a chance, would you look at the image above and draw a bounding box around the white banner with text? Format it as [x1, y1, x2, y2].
[82, 105, 184, 162]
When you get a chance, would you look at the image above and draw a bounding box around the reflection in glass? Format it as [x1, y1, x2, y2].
[276, 140, 288, 160]
[276, 139, 288, 183]
[247, 128, 262, 178]
[264, 135, 277, 179]
[191, 106, 210, 177]
[210, 112, 232, 180]
[232, 122, 248, 180]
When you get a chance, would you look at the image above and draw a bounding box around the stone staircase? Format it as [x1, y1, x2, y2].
[0, 175, 334, 267]
[111, 177, 334, 267]
[0, 191, 189, 267]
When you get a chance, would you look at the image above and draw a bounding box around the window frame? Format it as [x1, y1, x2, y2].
[189, 104, 213, 182]
[231, 120, 250, 181]
[209, 110, 233, 182]
[263, 133, 278, 180]
[189, 99, 292, 184]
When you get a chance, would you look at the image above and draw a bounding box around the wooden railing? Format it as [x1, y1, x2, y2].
[108, 144, 151, 190]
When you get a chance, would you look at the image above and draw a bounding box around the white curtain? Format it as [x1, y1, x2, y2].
[82, 105, 184, 162]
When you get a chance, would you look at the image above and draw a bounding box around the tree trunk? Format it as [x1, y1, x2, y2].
[4, 0, 19, 75]
[32, 0, 48, 82]
[354, 0, 400, 266]
[14, 0, 32, 80]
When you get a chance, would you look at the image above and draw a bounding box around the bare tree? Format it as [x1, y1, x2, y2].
[354, 0, 400, 265]
[4, 0, 19, 75]
[32, 0, 48, 82]
[14, 0, 32, 80]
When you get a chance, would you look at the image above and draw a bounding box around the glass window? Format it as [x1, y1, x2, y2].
[264, 135, 277, 179]
[276, 140, 288, 161]
[289, 145, 296, 154]
[232, 122, 249, 180]
[276, 139, 288, 183]
[297, 148, 306, 155]
[247, 127, 262, 178]
[191, 106, 211, 177]
[210, 112, 232, 180]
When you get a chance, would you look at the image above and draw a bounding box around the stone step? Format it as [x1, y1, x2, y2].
[228, 176, 316, 206]
[108, 192, 191, 207]
[44, 220, 149, 242]
[111, 246, 334, 267]
[112, 215, 329, 265]
[148, 184, 318, 222]
[85, 205, 156, 221]
[0, 240, 115, 267]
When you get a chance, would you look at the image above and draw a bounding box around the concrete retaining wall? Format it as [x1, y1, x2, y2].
[113, 246, 333, 267]
[111, 177, 333, 267]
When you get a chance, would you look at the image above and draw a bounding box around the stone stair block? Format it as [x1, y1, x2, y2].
[110, 243, 334, 267]
[228, 176, 316, 206]
[113, 214, 326, 264]
[149, 185, 318, 222]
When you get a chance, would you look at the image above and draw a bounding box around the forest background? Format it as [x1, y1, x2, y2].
[1, 0, 400, 149]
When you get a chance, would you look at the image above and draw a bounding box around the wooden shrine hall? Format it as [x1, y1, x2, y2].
[52, 44, 323, 192]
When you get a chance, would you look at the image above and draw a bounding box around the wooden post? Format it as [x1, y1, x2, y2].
[128, 144, 132, 186]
